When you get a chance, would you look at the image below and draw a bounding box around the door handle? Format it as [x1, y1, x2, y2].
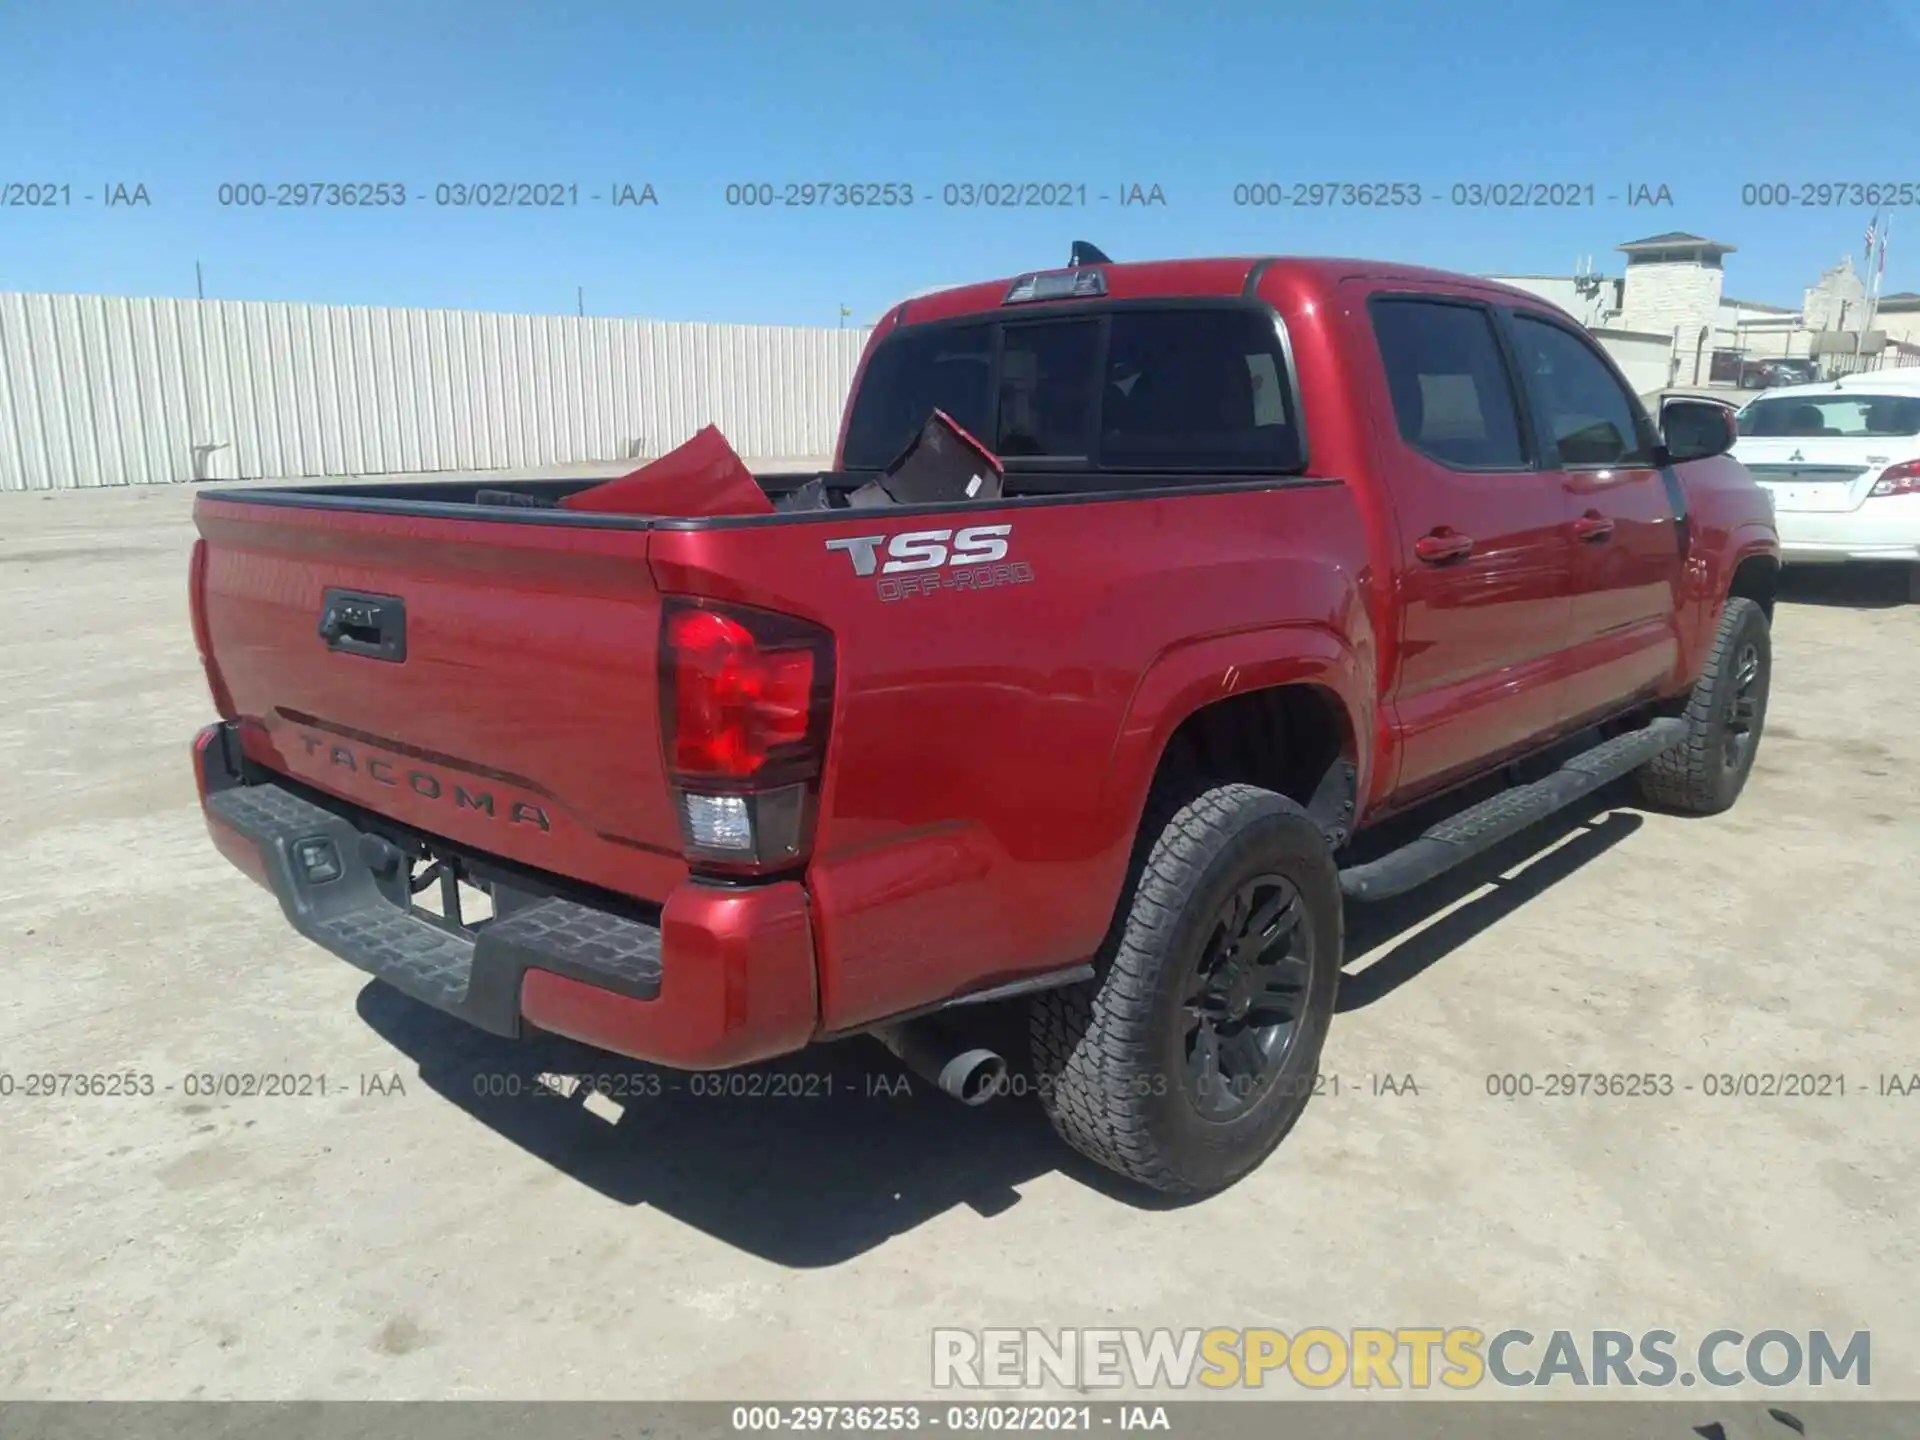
[1573, 511, 1614, 543]
[1414, 529, 1474, 564]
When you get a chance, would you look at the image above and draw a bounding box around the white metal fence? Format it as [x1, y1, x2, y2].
[0, 291, 874, 491]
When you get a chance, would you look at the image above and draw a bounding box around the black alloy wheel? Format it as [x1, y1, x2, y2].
[1723, 639, 1765, 771]
[1181, 874, 1315, 1119]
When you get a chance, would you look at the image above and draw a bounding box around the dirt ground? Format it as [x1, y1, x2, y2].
[2, 477, 1916, 1411]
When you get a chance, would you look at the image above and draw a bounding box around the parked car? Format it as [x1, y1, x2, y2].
[1739, 357, 1821, 389]
[187, 253, 1780, 1195]
[1733, 370, 1920, 570]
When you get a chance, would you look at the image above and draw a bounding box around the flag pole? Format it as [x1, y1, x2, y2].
[1866, 211, 1881, 343]
[1869, 215, 1889, 343]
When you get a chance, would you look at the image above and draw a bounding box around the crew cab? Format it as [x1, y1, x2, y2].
[188, 251, 1779, 1194]
[1733, 366, 1920, 569]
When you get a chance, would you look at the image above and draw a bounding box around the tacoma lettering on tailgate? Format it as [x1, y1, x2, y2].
[295, 733, 552, 831]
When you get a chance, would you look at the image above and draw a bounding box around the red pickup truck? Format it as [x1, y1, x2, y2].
[189, 252, 1779, 1194]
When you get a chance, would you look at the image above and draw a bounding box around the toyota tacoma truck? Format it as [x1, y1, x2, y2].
[188, 251, 1780, 1194]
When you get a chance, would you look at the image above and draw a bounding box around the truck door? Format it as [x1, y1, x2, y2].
[1358, 290, 1576, 799]
[1497, 307, 1686, 724]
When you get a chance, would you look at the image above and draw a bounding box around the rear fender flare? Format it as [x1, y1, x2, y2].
[1101, 621, 1373, 871]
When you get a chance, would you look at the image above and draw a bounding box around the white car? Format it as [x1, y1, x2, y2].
[1732, 368, 1920, 566]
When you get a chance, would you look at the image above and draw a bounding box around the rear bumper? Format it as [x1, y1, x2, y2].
[1776, 499, 1920, 563]
[192, 723, 818, 1069]
[1780, 541, 1920, 563]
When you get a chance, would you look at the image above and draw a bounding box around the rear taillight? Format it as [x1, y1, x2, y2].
[659, 599, 835, 875]
[1869, 460, 1920, 498]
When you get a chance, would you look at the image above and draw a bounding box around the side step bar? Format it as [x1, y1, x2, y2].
[1338, 717, 1687, 903]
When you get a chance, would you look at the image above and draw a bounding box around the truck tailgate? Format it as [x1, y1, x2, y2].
[194, 496, 687, 901]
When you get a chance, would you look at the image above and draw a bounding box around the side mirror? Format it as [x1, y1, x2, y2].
[1660, 398, 1738, 462]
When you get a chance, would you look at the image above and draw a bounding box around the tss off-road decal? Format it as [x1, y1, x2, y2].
[825, 524, 1036, 602]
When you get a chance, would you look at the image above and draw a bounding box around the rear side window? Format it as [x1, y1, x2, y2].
[1508, 313, 1656, 466]
[842, 323, 993, 469]
[1369, 300, 1526, 469]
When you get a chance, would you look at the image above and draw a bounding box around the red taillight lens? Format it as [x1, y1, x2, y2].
[660, 599, 834, 874]
[1869, 459, 1920, 498]
[666, 608, 819, 776]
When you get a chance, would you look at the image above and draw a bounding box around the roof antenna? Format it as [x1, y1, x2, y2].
[1069, 241, 1112, 268]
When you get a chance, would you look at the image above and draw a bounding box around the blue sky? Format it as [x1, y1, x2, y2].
[3, 0, 1916, 326]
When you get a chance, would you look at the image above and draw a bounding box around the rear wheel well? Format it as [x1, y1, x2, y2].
[1728, 553, 1779, 622]
[1154, 685, 1354, 844]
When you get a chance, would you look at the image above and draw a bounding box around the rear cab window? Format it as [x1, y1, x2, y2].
[995, 319, 1101, 459]
[840, 305, 1304, 475]
[842, 323, 995, 467]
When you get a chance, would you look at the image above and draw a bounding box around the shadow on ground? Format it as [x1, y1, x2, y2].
[357, 786, 1652, 1260]
[1776, 562, 1917, 610]
[358, 981, 1101, 1264]
[1339, 785, 1644, 1011]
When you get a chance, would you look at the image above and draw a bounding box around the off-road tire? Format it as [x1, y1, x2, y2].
[1028, 784, 1341, 1195]
[1636, 596, 1771, 815]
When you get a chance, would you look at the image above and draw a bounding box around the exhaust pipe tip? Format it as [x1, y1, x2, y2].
[939, 1049, 1007, 1106]
[875, 1022, 1008, 1106]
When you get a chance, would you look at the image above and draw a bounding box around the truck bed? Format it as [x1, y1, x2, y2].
[191, 469, 1366, 1032]
[212, 469, 847, 524]
[215, 461, 1303, 524]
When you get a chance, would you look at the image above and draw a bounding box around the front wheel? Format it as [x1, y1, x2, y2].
[1028, 785, 1342, 1195]
[1636, 596, 1772, 815]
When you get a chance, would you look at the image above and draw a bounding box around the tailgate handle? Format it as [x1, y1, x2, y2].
[318, 589, 407, 662]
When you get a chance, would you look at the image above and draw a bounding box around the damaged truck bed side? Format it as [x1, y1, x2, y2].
[189, 253, 1780, 1194]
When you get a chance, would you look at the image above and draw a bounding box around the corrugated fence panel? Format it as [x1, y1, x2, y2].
[0, 292, 873, 490]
